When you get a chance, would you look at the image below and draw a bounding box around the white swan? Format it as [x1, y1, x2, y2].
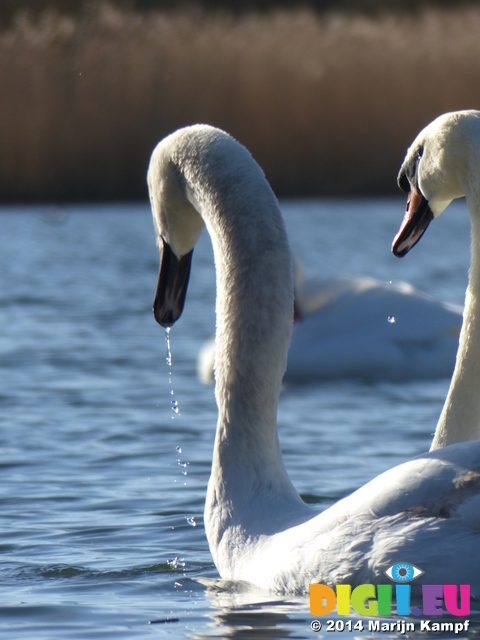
[393, 110, 480, 451]
[197, 264, 462, 384]
[148, 124, 480, 595]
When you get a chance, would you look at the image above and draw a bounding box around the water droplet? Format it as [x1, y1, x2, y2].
[186, 517, 197, 527]
[387, 280, 392, 285]
[164, 329, 181, 418]
[163, 332, 188, 485]
[387, 316, 396, 324]
[167, 556, 185, 569]
[165, 327, 173, 367]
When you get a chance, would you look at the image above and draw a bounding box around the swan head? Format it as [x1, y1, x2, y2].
[392, 110, 480, 257]
[147, 128, 206, 327]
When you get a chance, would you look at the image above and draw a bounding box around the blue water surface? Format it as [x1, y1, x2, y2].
[0, 200, 476, 638]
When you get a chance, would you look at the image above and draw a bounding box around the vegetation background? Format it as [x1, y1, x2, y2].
[1, 0, 480, 202]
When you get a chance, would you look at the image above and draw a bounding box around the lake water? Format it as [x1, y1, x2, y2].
[0, 199, 476, 639]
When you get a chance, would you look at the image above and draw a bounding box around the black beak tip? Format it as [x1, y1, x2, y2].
[153, 305, 178, 328]
[391, 241, 409, 259]
[153, 241, 193, 329]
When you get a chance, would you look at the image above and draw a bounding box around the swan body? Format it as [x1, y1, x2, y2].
[393, 110, 480, 451]
[198, 271, 462, 384]
[148, 124, 480, 595]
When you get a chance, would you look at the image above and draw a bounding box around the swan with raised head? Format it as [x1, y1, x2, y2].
[148, 124, 480, 595]
[393, 110, 480, 451]
[197, 263, 462, 384]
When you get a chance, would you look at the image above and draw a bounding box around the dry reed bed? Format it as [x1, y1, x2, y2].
[1, 4, 480, 201]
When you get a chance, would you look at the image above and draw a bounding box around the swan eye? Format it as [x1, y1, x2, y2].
[384, 562, 424, 583]
[414, 147, 424, 174]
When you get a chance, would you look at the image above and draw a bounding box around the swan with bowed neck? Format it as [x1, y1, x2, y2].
[148, 124, 480, 594]
[197, 263, 462, 384]
[393, 110, 480, 451]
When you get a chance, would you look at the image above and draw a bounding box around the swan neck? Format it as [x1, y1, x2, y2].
[431, 190, 480, 449]
[209, 201, 293, 454]
[175, 138, 295, 457]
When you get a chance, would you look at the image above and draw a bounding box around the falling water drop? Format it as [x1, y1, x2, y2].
[177, 457, 189, 476]
[387, 316, 396, 324]
[165, 327, 180, 420]
[165, 327, 173, 367]
[186, 517, 197, 527]
[163, 329, 191, 505]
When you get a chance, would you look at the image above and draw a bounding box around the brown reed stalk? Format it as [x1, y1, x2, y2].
[1, 3, 480, 201]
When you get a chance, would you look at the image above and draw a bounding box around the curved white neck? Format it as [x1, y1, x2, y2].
[431, 186, 480, 449]
[200, 178, 304, 496]
[182, 149, 293, 449]
[173, 142, 312, 569]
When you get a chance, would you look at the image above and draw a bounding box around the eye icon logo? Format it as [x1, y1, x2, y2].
[384, 562, 424, 583]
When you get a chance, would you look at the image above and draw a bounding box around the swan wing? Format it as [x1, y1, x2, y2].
[239, 441, 480, 592]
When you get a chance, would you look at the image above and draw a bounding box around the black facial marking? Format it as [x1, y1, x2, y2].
[398, 171, 410, 193]
[397, 145, 424, 193]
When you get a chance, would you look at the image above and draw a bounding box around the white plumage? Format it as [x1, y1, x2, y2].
[393, 110, 480, 450]
[148, 122, 480, 596]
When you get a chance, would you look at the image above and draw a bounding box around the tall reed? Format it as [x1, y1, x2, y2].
[1, 3, 480, 201]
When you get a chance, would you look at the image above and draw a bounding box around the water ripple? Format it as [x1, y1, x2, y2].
[0, 202, 473, 639]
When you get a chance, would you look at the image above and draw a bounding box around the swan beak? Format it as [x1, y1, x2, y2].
[153, 237, 193, 327]
[392, 187, 434, 258]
